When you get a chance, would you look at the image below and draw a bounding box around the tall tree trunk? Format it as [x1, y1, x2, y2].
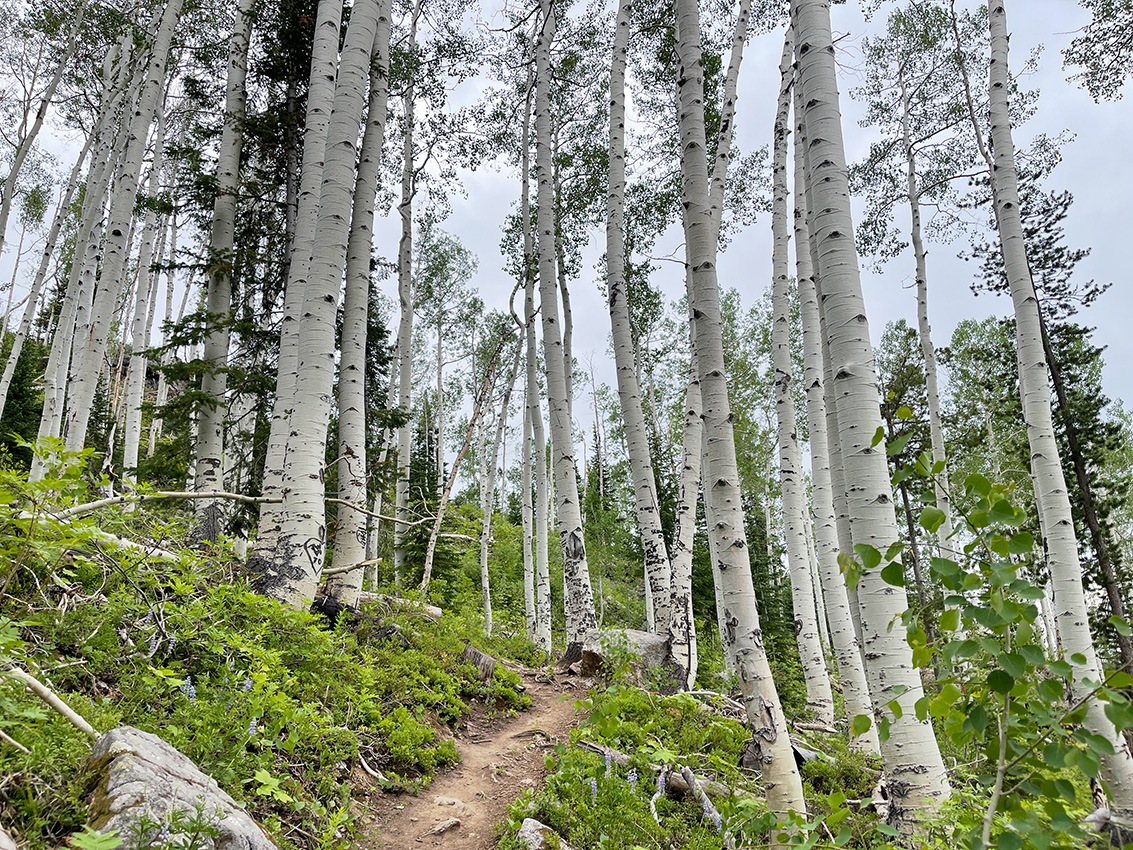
[148, 213, 179, 456]
[791, 0, 950, 827]
[606, 0, 673, 639]
[257, 0, 382, 605]
[193, 0, 256, 538]
[670, 369, 702, 688]
[898, 75, 956, 559]
[62, 0, 185, 455]
[534, 0, 597, 652]
[676, 0, 805, 821]
[982, 0, 1133, 804]
[326, 6, 392, 608]
[250, 0, 344, 567]
[770, 30, 834, 726]
[522, 362, 537, 641]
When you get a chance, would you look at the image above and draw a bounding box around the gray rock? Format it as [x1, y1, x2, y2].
[517, 818, 576, 850]
[579, 628, 681, 691]
[0, 825, 18, 850]
[86, 726, 276, 850]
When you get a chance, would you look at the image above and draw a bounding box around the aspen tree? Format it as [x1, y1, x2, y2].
[981, 0, 1133, 804]
[675, 0, 805, 820]
[258, 0, 382, 605]
[148, 213, 179, 456]
[250, 0, 343, 567]
[770, 29, 833, 727]
[791, 0, 950, 826]
[61, 0, 184, 455]
[534, 0, 597, 651]
[193, 0, 256, 538]
[326, 5, 393, 609]
[794, 100, 878, 755]
[670, 369, 702, 687]
[606, 0, 673, 638]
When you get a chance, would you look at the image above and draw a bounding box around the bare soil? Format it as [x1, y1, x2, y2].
[355, 669, 584, 849]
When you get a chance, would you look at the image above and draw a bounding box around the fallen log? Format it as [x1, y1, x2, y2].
[575, 740, 746, 800]
[357, 593, 442, 621]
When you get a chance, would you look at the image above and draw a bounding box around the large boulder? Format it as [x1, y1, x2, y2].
[86, 726, 277, 850]
[579, 628, 681, 691]
[517, 818, 577, 850]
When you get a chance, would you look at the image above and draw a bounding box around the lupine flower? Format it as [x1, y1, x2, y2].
[248, 718, 257, 736]
[709, 810, 722, 832]
[589, 777, 598, 803]
[181, 677, 197, 703]
[627, 769, 637, 793]
[142, 607, 154, 625]
[242, 677, 253, 693]
[168, 635, 177, 652]
[156, 822, 171, 845]
[657, 771, 666, 795]
[604, 749, 613, 776]
[147, 632, 160, 655]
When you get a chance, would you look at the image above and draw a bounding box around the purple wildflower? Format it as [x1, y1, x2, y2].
[657, 771, 666, 795]
[248, 718, 257, 736]
[181, 677, 197, 703]
[142, 607, 154, 625]
[589, 777, 598, 803]
[242, 677, 253, 693]
[604, 748, 613, 776]
[156, 822, 171, 845]
[168, 634, 177, 652]
[627, 769, 638, 793]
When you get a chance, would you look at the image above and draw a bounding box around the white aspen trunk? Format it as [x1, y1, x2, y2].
[148, 213, 179, 455]
[805, 524, 831, 658]
[260, 0, 381, 605]
[63, 0, 184, 455]
[0, 128, 94, 421]
[436, 314, 445, 499]
[535, 0, 597, 651]
[791, 1, 950, 827]
[986, 0, 1133, 804]
[193, 0, 255, 539]
[606, 0, 673, 639]
[770, 31, 834, 727]
[898, 76, 956, 559]
[365, 367, 398, 567]
[122, 104, 169, 487]
[793, 97, 879, 756]
[326, 6, 392, 608]
[251, 0, 343, 569]
[0, 0, 89, 260]
[670, 371, 702, 688]
[522, 370, 537, 641]
[676, 0, 805, 821]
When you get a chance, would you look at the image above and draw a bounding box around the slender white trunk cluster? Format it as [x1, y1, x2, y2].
[605, 0, 673, 640]
[148, 214, 179, 456]
[790, 1, 950, 828]
[670, 371, 702, 687]
[534, 0, 597, 651]
[770, 30, 835, 727]
[326, 6, 393, 608]
[256, 0, 383, 605]
[192, 0, 256, 540]
[676, 0, 805, 819]
[793, 89, 879, 755]
[985, 0, 1133, 805]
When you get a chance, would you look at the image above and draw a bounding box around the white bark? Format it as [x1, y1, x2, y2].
[251, 0, 344, 568]
[770, 31, 834, 727]
[670, 370, 702, 688]
[192, 0, 256, 539]
[606, 0, 672, 639]
[793, 93, 879, 755]
[258, 0, 382, 605]
[148, 213, 179, 456]
[791, 1, 950, 826]
[676, 0, 805, 820]
[985, 0, 1133, 804]
[535, 0, 596, 650]
[326, 6, 392, 609]
[522, 367, 537, 641]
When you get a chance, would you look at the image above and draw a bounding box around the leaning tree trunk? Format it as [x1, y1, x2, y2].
[192, 0, 256, 539]
[606, 0, 673, 638]
[256, 0, 382, 606]
[984, 0, 1133, 804]
[793, 101, 878, 755]
[249, 0, 343, 568]
[899, 75, 956, 559]
[534, 0, 597, 652]
[676, 0, 806, 821]
[62, 0, 185, 455]
[770, 30, 834, 727]
[325, 6, 392, 609]
[791, 0, 950, 829]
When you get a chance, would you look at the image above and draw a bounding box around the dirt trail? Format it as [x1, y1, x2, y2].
[358, 671, 583, 849]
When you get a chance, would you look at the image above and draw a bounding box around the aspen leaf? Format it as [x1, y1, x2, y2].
[880, 561, 905, 587]
[851, 714, 872, 736]
[876, 824, 899, 838]
[1049, 659, 1074, 678]
[965, 472, 992, 497]
[885, 541, 905, 561]
[997, 832, 1023, 850]
[891, 465, 912, 485]
[1054, 778, 1078, 802]
[987, 669, 1014, 694]
[1107, 671, 1132, 689]
[964, 704, 988, 734]
[999, 652, 1026, 678]
[886, 432, 910, 456]
[940, 608, 960, 632]
[870, 426, 885, 448]
[930, 556, 959, 577]
[919, 506, 946, 533]
[1071, 653, 1088, 666]
[1008, 531, 1035, 554]
[1019, 644, 1046, 666]
[887, 699, 903, 720]
[895, 405, 913, 420]
[1109, 615, 1133, 637]
[990, 499, 1025, 526]
[931, 460, 946, 474]
[854, 543, 881, 569]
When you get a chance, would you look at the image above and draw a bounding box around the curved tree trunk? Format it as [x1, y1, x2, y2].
[192, 0, 256, 539]
[791, 0, 950, 828]
[326, 6, 392, 608]
[676, 0, 805, 821]
[770, 30, 834, 727]
[984, 0, 1133, 805]
[534, 0, 596, 651]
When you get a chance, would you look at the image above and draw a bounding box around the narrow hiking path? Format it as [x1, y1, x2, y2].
[357, 669, 584, 849]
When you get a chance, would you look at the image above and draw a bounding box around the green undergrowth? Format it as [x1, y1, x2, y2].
[2, 542, 533, 850]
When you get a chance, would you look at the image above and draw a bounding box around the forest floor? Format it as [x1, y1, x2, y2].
[356, 667, 586, 849]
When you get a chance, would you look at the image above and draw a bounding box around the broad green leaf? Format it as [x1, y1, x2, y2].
[876, 824, 899, 838]
[919, 505, 946, 534]
[954, 639, 980, 659]
[990, 499, 1025, 526]
[931, 460, 946, 474]
[895, 406, 913, 420]
[881, 561, 905, 588]
[940, 608, 960, 632]
[997, 832, 1023, 850]
[1108, 671, 1133, 689]
[988, 669, 1015, 694]
[886, 432, 911, 456]
[964, 704, 988, 735]
[851, 714, 872, 736]
[965, 472, 992, 497]
[1109, 615, 1133, 637]
[1043, 743, 1069, 768]
[885, 541, 905, 561]
[871, 426, 885, 449]
[1054, 778, 1078, 802]
[930, 556, 959, 577]
[930, 683, 961, 718]
[1050, 660, 1074, 678]
[999, 651, 1027, 679]
[887, 699, 903, 720]
[892, 466, 912, 485]
[854, 543, 882, 569]
[1071, 652, 1088, 666]
[1019, 644, 1046, 666]
[1008, 531, 1035, 555]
